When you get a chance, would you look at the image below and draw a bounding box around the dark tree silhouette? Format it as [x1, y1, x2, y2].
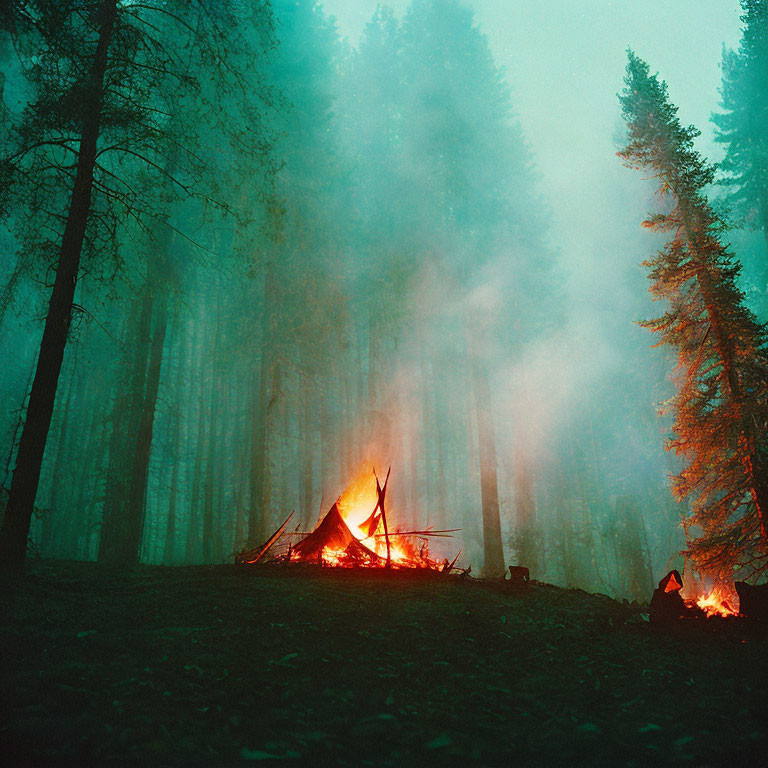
[0, 0, 274, 574]
[0, 0, 119, 575]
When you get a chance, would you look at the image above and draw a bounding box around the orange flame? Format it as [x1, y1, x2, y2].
[320, 547, 348, 567]
[288, 469, 446, 570]
[337, 471, 379, 534]
[682, 581, 739, 618]
[336, 470, 404, 561]
[694, 588, 738, 618]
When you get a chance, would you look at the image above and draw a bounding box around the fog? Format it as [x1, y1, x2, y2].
[0, 0, 764, 594]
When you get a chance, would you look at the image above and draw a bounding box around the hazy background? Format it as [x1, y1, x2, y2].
[324, 0, 741, 267]
[1, 0, 759, 596]
[319, 0, 748, 583]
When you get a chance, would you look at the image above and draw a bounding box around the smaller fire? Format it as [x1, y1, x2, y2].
[693, 588, 738, 618]
[685, 586, 739, 618]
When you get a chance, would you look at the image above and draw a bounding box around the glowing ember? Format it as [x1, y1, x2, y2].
[321, 547, 347, 567]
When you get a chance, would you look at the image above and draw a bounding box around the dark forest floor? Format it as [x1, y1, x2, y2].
[1, 561, 766, 767]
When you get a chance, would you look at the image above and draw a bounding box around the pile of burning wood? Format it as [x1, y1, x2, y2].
[235, 469, 465, 573]
[649, 569, 768, 624]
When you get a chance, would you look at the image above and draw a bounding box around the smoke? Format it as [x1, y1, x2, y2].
[0, 0, 747, 592]
[313, 0, 743, 588]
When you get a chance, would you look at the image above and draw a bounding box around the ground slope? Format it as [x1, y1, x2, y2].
[1, 561, 766, 767]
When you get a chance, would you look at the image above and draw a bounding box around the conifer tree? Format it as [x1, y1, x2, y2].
[246, 0, 345, 546]
[395, 0, 555, 576]
[712, 0, 768, 253]
[0, 0, 274, 575]
[619, 51, 768, 580]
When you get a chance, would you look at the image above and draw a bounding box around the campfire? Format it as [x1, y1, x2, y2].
[687, 585, 739, 618]
[236, 468, 462, 572]
[649, 569, 768, 624]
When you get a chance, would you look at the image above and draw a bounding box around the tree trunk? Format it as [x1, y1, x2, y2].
[318, 381, 334, 519]
[513, 439, 537, 570]
[247, 353, 267, 545]
[70, 398, 102, 559]
[163, 428, 180, 564]
[434, 404, 448, 529]
[99, 291, 152, 563]
[163, 319, 186, 566]
[278, 373, 290, 521]
[298, 378, 313, 530]
[260, 360, 283, 535]
[83, 416, 111, 561]
[202, 361, 219, 563]
[42, 343, 79, 555]
[186, 349, 207, 563]
[409, 393, 422, 530]
[233, 441, 248, 551]
[248, 261, 281, 545]
[473, 360, 505, 578]
[0, 0, 117, 575]
[114, 288, 169, 566]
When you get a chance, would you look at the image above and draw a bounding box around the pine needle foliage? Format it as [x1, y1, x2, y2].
[618, 51, 768, 580]
[712, 0, 768, 238]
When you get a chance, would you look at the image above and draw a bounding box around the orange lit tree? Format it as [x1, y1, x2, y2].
[618, 51, 768, 580]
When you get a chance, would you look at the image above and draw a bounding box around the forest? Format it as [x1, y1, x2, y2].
[1, 1, 767, 765]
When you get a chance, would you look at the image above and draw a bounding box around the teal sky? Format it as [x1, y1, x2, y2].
[322, 0, 741, 211]
[321, 0, 743, 298]
[322, 1, 741, 154]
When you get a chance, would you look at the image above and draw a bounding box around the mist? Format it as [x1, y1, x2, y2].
[1, 0, 765, 601]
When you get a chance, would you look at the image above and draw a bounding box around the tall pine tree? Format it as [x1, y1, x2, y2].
[0, 0, 274, 575]
[619, 51, 768, 581]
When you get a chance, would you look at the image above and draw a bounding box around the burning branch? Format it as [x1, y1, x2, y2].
[235, 469, 466, 573]
[370, 528, 460, 539]
[235, 512, 294, 566]
[373, 466, 392, 569]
